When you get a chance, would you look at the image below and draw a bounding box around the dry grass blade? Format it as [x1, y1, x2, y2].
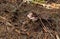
[44, 33, 48, 39]
[55, 32, 60, 39]
[0, 16, 14, 26]
[18, 2, 24, 8]
[45, 19, 52, 27]
[50, 33, 55, 39]
[38, 16, 48, 32]
[15, 29, 21, 34]
[0, 16, 6, 20]
[56, 34, 60, 39]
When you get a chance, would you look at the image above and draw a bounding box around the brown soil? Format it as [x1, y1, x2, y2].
[0, 0, 60, 39]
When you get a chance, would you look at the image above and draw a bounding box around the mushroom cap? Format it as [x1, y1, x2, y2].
[27, 12, 38, 21]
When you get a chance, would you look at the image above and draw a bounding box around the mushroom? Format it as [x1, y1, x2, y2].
[27, 12, 38, 21]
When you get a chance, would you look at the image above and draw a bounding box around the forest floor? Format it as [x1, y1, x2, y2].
[0, 0, 60, 39]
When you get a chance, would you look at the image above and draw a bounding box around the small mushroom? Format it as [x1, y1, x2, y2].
[27, 12, 38, 21]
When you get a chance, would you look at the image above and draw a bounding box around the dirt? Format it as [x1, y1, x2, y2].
[0, 0, 60, 39]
